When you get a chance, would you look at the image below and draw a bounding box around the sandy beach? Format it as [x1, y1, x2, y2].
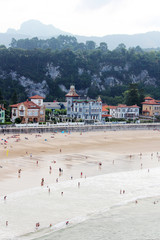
[0, 131, 160, 195]
[1, 129, 160, 195]
[1, 129, 160, 239]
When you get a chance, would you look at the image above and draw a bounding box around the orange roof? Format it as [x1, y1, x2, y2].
[23, 100, 40, 109]
[102, 114, 112, 117]
[10, 100, 40, 109]
[102, 105, 109, 112]
[142, 100, 159, 105]
[118, 104, 139, 108]
[29, 95, 44, 99]
[144, 96, 153, 100]
[10, 103, 20, 108]
[102, 105, 117, 110]
[109, 106, 117, 109]
[117, 104, 127, 108]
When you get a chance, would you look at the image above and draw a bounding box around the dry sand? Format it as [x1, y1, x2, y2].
[0, 129, 160, 195]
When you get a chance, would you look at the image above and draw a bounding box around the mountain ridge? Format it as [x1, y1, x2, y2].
[1, 20, 160, 49]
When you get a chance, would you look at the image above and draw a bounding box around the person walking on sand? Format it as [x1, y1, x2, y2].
[36, 222, 40, 228]
[41, 178, 44, 186]
[78, 182, 80, 188]
[18, 169, 21, 177]
[99, 162, 102, 168]
[80, 172, 83, 177]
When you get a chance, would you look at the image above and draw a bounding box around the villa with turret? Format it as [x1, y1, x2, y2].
[66, 86, 102, 121]
[10, 95, 45, 123]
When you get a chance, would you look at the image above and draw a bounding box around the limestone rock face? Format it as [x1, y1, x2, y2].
[45, 63, 60, 80]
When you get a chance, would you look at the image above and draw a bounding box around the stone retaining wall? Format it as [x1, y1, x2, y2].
[0, 123, 160, 134]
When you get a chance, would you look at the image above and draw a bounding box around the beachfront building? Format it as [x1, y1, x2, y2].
[142, 97, 160, 117]
[43, 101, 67, 113]
[0, 104, 5, 123]
[102, 104, 140, 119]
[116, 104, 140, 119]
[102, 105, 111, 119]
[66, 86, 102, 121]
[10, 95, 45, 123]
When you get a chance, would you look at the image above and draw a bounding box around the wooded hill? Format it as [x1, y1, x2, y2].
[0, 36, 160, 107]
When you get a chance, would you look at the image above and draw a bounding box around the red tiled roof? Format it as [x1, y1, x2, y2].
[117, 104, 127, 108]
[102, 105, 109, 112]
[10, 100, 40, 109]
[109, 106, 117, 109]
[102, 105, 117, 110]
[10, 103, 20, 108]
[23, 100, 40, 109]
[144, 96, 153, 100]
[117, 104, 139, 108]
[102, 114, 112, 117]
[29, 95, 44, 99]
[141, 100, 159, 105]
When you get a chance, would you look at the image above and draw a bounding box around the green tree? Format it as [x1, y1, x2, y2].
[86, 41, 96, 50]
[99, 42, 108, 51]
[124, 84, 140, 106]
[11, 90, 18, 104]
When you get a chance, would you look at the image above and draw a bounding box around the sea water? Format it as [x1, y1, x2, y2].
[1, 166, 160, 240]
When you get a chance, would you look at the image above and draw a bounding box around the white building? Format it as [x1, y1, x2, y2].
[10, 95, 45, 123]
[102, 104, 140, 119]
[116, 104, 140, 119]
[66, 86, 102, 121]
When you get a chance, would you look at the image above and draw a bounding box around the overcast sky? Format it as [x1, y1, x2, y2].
[1, 0, 160, 36]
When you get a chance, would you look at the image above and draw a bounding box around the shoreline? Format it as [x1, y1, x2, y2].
[1, 129, 160, 239]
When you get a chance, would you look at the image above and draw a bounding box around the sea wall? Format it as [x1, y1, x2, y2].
[0, 123, 160, 134]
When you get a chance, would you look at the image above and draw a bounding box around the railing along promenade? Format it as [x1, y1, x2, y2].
[0, 122, 160, 134]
